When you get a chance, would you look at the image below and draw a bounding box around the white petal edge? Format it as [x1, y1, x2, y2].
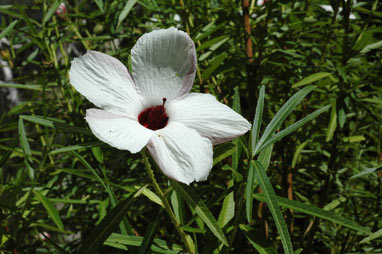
[131, 27, 197, 107]
[85, 109, 153, 153]
[167, 93, 251, 145]
[147, 122, 213, 185]
[69, 51, 143, 118]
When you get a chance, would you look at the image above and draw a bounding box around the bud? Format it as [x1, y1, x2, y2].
[55, 2, 67, 17]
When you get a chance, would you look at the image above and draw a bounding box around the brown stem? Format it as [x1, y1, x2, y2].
[242, 0, 253, 63]
[287, 166, 294, 236]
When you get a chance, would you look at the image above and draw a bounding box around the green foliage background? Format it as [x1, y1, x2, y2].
[0, 0, 382, 253]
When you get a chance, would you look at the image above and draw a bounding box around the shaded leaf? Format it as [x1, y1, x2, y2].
[34, 191, 64, 231]
[292, 72, 332, 88]
[117, 0, 138, 28]
[170, 180, 228, 246]
[0, 20, 18, 40]
[79, 188, 144, 253]
[253, 161, 293, 254]
[253, 193, 370, 234]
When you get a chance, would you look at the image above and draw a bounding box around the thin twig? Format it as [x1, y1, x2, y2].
[141, 149, 194, 254]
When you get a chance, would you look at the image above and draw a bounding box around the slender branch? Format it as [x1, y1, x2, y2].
[243, 0, 253, 63]
[141, 149, 193, 254]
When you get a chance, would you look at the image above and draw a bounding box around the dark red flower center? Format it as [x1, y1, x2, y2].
[138, 98, 169, 130]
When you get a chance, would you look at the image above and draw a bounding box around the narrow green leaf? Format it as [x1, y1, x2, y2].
[245, 161, 255, 223]
[181, 225, 206, 233]
[70, 151, 106, 189]
[170, 180, 228, 246]
[171, 190, 185, 224]
[0, 148, 13, 168]
[343, 135, 366, 143]
[34, 191, 64, 231]
[18, 117, 31, 158]
[213, 143, 235, 166]
[202, 52, 228, 79]
[93, 0, 104, 12]
[104, 233, 181, 253]
[195, 22, 225, 41]
[257, 105, 330, 154]
[258, 144, 273, 172]
[117, 0, 138, 28]
[142, 187, 163, 207]
[91, 146, 104, 163]
[253, 193, 371, 234]
[25, 159, 35, 180]
[106, 184, 131, 235]
[292, 140, 309, 168]
[253, 161, 293, 254]
[239, 224, 276, 254]
[254, 86, 314, 155]
[79, 189, 143, 253]
[0, 83, 53, 91]
[21, 115, 92, 135]
[43, 0, 63, 25]
[350, 165, 382, 179]
[49, 141, 104, 155]
[0, 8, 22, 20]
[360, 229, 382, 243]
[292, 72, 332, 88]
[338, 107, 346, 128]
[30, 222, 70, 234]
[232, 86, 242, 171]
[251, 85, 265, 155]
[138, 209, 163, 254]
[196, 35, 228, 51]
[360, 40, 382, 54]
[0, 20, 18, 40]
[246, 144, 274, 223]
[218, 180, 235, 228]
[232, 86, 241, 114]
[326, 101, 337, 142]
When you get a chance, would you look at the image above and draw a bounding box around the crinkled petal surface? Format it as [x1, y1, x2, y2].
[69, 51, 142, 118]
[131, 27, 197, 107]
[147, 122, 213, 184]
[167, 93, 251, 145]
[85, 109, 153, 153]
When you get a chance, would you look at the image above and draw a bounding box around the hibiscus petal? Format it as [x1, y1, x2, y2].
[85, 109, 153, 153]
[131, 27, 197, 107]
[147, 122, 213, 184]
[167, 93, 251, 145]
[69, 51, 143, 118]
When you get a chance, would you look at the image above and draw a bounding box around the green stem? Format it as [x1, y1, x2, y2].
[141, 149, 194, 254]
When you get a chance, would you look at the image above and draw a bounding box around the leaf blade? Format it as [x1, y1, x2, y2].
[257, 105, 330, 154]
[79, 189, 143, 253]
[253, 193, 371, 234]
[34, 191, 64, 231]
[253, 161, 293, 254]
[0, 20, 18, 40]
[251, 85, 265, 155]
[292, 72, 332, 88]
[254, 86, 314, 156]
[170, 180, 228, 246]
[117, 0, 138, 28]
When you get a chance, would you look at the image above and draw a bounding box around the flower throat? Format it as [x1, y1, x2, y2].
[138, 98, 169, 130]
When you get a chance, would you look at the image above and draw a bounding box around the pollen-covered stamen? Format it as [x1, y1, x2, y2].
[138, 98, 169, 130]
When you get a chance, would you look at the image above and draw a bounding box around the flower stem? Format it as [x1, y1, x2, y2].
[141, 149, 194, 254]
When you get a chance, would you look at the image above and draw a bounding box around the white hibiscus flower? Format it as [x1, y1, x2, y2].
[69, 27, 251, 184]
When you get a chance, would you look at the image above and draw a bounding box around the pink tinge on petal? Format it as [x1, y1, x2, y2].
[131, 27, 197, 107]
